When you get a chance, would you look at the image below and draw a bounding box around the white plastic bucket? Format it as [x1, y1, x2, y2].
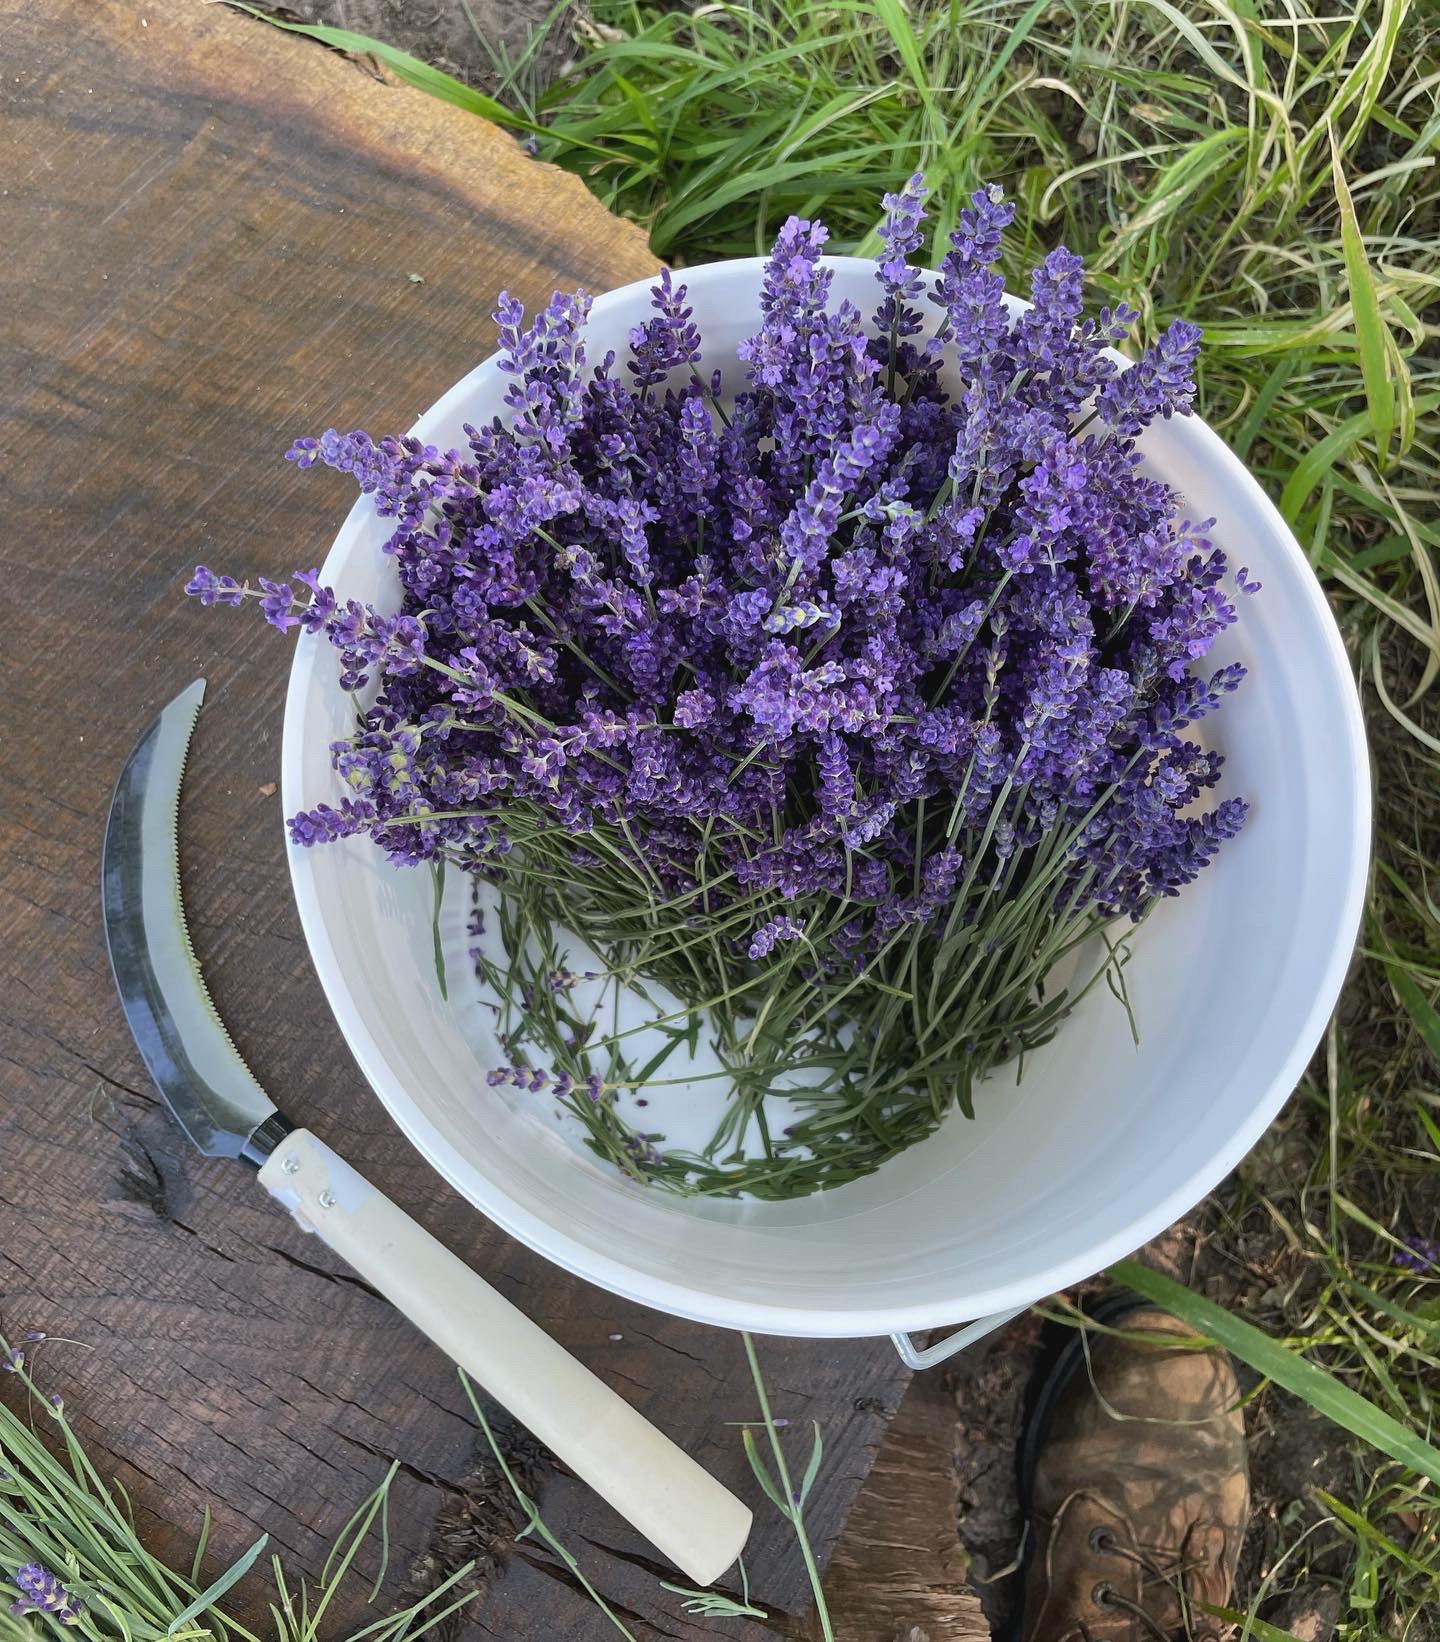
[282, 259, 1369, 1343]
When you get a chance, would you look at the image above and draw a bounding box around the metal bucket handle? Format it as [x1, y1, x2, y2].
[890, 1305, 1027, 1369]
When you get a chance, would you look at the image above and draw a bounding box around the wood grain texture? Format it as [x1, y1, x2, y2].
[821, 1373, 989, 1641]
[0, 3, 910, 1636]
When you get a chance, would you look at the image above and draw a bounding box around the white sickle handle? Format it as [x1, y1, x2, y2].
[257, 1127, 752, 1586]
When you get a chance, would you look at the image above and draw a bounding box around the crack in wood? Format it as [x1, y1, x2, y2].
[576, 1533, 678, 1585]
[577, 1532, 778, 1629]
[262, 1242, 383, 1301]
[169, 1219, 237, 1264]
[333, 1427, 468, 1498]
[626, 1328, 725, 1383]
[80, 1062, 156, 1106]
[107, 1132, 170, 1218]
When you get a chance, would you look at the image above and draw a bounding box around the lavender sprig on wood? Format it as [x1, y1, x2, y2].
[190, 179, 1254, 1197]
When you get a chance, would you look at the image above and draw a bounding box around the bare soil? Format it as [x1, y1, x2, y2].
[257, 0, 580, 96]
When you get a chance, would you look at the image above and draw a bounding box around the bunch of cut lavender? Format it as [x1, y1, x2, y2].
[190, 178, 1254, 1198]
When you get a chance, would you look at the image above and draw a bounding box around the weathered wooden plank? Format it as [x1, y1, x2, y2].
[0, 3, 911, 1636]
[821, 1371, 990, 1641]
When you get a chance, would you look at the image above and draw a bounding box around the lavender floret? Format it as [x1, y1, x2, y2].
[1395, 1236, 1440, 1273]
[10, 1565, 84, 1626]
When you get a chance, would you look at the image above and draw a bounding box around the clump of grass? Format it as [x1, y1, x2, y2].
[0, 1336, 476, 1642]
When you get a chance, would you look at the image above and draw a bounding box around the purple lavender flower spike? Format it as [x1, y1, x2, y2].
[495, 287, 593, 457]
[486, 1065, 551, 1090]
[291, 568, 337, 633]
[1011, 246, 1085, 378]
[737, 214, 832, 391]
[1394, 1236, 1440, 1273]
[749, 915, 807, 960]
[876, 171, 928, 291]
[928, 183, 1015, 376]
[257, 576, 301, 632]
[288, 798, 377, 848]
[874, 171, 929, 370]
[11, 1565, 84, 1626]
[1096, 319, 1204, 436]
[629, 267, 703, 389]
[185, 565, 245, 608]
[673, 687, 716, 729]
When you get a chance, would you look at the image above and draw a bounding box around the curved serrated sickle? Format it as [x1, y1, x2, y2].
[100, 679, 279, 1158]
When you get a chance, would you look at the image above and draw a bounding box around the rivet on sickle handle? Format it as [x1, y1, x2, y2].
[100, 677, 753, 1589]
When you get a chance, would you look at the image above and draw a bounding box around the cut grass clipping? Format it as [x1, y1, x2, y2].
[237, 0, 1438, 1633]
[0, 1336, 477, 1642]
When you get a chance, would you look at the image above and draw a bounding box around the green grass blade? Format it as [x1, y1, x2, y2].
[1097, 128, 1247, 268]
[740, 1429, 787, 1511]
[431, 861, 448, 1003]
[1414, 1098, 1440, 1158]
[1316, 1488, 1422, 1568]
[165, 1535, 268, 1636]
[1329, 126, 1395, 463]
[1278, 404, 1372, 523]
[1391, 967, 1440, 1061]
[1339, 1273, 1440, 1342]
[225, 4, 543, 135]
[1230, 354, 1300, 461]
[1118, 0, 1250, 91]
[1196, 1605, 1303, 1641]
[870, 0, 941, 135]
[967, 0, 1053, 113]
[1110, 1261, 1440, 1487]
[798, 1422, 825, 1506]
[189, 1506, 213, 1585]
[653, 151, 898, 247]
[1339, 0, 1408, 157]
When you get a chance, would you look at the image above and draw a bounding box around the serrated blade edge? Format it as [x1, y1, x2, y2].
[101, 679, 278, 1157]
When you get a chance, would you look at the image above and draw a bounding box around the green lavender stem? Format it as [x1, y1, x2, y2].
[740, 1334, 835, 1642]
